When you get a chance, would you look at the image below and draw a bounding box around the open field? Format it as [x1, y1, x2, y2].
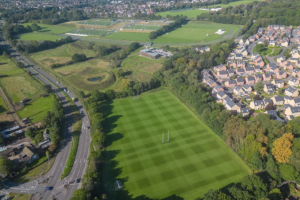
[31, 41, 96, 68]
[0, 96, 8, 115]
[103, 90, 251, 199]
[0, 56, 23, 76]
[68, 29, 112, 37]
[0, 73, 43, 103]
[103, 32, 150, 42]
[17, 96, 54, 123]
[17, 33, 64, 41]
[157, 9, 209, 18]
[208, 0, 264, 8]
[154, 23, 230, 44]
[21, 23, 76, 34]
[78, 20, 117, 26]
[124, 25, 161, 31]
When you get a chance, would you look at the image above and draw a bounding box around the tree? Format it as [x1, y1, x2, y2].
[25, 128, 35, 139]
[42, 85, 52, 95]
[263, 40, 269, 47]
[203, 189, 232, 200]
[268, 188, 282, 200]
[0, 156, 13, 174]
[116, 68, 124, 78]
[72, 53, 86, 63]
[278, 88, 284, 95]
[31, 23, 42, 31]
[70, 189, 91, 200]
[265, 102, 275, 111]
[254, 81, 263, 92]
[78, 91, 85, 98]
[272, 133, 294, 163]
[279, 164, 299, 181]
[281, 33, 287, 39]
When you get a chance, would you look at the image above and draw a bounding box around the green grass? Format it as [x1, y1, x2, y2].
[21, 23, 75, 34]
[69, 29, 112, 37]
[103, 32, 150, 42]
[78, 20, 117, 26]
[17, 96, 54, 123]
[103, 90, 251, 199]
[0, 55, 23, 76]
[0, 96, 8, 115]
[125, 25, 161, 30]
[9, 193, 30, 200]
[208, 0, 264, 8]
[153, 22, 230, 44]
[157, 9, 209, 18]
[17, 33, 64, 41]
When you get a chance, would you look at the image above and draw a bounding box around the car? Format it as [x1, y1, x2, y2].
[45, 187, 53, 190]
[19, 144, 24, 148]
[87, 126, 90, 129]
[76, 178, 81, 183]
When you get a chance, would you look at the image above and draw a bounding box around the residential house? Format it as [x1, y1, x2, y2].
[281, 38, 289, 47]
[291, 50, 300, 58]
[264, 84, 276, 94]
[264, 98, 273, 106]
[249, 36, 256, 42]
[293, 68, 300, 77]
[223, 96, 240, 112]
[212, 85, 224, 93]
[205, 46, 210, 52]
[227, 61, 237, 68]
[285, 86, 299, 97]
[269, 40, 276, 46]
[225, 80, 237, 87]
[217, 91, 228, 100]
[239, 39, 245, 45]
[285, 107, 300, 120]
[255, 74, 263, 82]
[218, 70, 229, 79]
[245, 67, 255, 75]
[291, 98, 300, 107]
[288, 77, 299, 86]
[265, 110, 278, 117]
[254, 65, 262, 73]
[284, 95, 293, 104]
[236, 78, 245, 86]
[237, 61, 246, 68]
[250, 100, 265, 110]
[195, 47, 204, 53]
[289, 58, 299, 64]
[246, 76, 256, 85]
[276, 70, 287, 79]
[202, 76, 210, 84]
[22, 147, 39, 164]
[243, 84, 252, 93]
[283, 63, 294, 71]
[277, 56, 286, 63]
[236, 68, 245, 76]
[272, 79, 284, 88]
[207, 79, 217, 88]
[235, 54, 243, 60]
[214, 64, 227, 72]
[272, 96, 284, 105]
[241, 49, 248, 57]
[263, 73, 272, 81]
[233, 86, 245, 96]
[228, 69, 235, 77]
[240, 107, 250, 117]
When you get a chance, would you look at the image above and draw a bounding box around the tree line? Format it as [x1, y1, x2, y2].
[149, 17, 187, 40]
[3, 23, 42, 41]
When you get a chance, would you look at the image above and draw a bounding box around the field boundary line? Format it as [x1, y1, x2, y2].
[0, 87, 22, 125]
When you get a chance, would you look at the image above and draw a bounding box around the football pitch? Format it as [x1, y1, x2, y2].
[103, 90, 251, 199]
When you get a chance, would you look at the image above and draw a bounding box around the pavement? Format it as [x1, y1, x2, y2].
[0, 30, 91, 200]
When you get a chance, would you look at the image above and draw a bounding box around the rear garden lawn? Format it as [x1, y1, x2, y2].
[17, 95, 54, 123]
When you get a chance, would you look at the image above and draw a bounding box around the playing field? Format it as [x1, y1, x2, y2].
[103, 32, 150, 42]
[125, 25, 161, 31]
[157, 9, 209, 18]
[78, 20, 117, 26]
[17, 33, 64, 41]
[21, 23, 75, 34]
[103, 90, 251, 199]
[68, 29, 112, 37]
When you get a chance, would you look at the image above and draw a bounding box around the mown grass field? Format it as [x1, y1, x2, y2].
[78, 20, 117, 26]
[0, 55, 23, 76]
[17, 33, 64, 41]
[68, 29, 111, 37]
[103, 90, 251, 199]
[125, 25, 161, 31]
[17, 96, 54, 123]
[21, 23, 76, 34]
[157, 9, 209, 18]
[103, 32, 150, 42]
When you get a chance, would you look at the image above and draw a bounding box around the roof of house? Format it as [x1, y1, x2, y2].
[236, 78, 244, 83]
[253, 100, 264, 106]
[245, 67, 254, 72]
[241, 107, 250, 113]
[247, 76, 255, 81]
[274, 96, 284, 102]
[290, 107, 300, 113]
[234, 86, 241, 91]
[213, 85, 222, 91]
[290, 77, 298, 83]
[286, 86, 297, 93]
[266, 110, 277, 116]
[264, 98, 273, 104]
[228, 69, 235, 74]
[294, 97, 300, 103]
[243, 84, 251, 90]
[207, 79, 215, 85]
[265, 84, 275, 89]
[217, 91, 227, 97]
[140, 49, 160, 57]
[274, 79, 283, 84]
[22, 147, 35, 158]
[224, 96, 236, 108]
[237, 68, 245, 73]
[227, 80, 236, 84]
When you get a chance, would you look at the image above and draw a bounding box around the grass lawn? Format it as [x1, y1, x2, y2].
[125, 25, 161, 31]
[154, 24, 229, 44]
[21, 23, 76, 34]
[103, 90, 251, 199]
[0, 73, 43, 103]
[78, 20, 116, 26]
[208, 0, 264, 8]
[17, 33, 64, 41]
[17, 96, 54, 123]
[254, 46, 282, 57]
[103, 32, 150, 42]
[69, 29, 111, 37]
[0, 96, 8, 115]
[9, 193, 30, 200]
[157, 9, 209, 18]
[0, 55, 23, 76]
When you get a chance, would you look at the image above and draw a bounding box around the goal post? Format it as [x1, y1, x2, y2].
[114, 180, 123, 191]
[162, 131, 170, 144]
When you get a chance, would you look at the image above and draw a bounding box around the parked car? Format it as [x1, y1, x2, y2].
[45, 187, 53, 190]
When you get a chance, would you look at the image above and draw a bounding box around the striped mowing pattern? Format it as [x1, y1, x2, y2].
[103, 90, 250, 199]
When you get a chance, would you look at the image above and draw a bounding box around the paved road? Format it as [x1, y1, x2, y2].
[1, 31, 91, 200]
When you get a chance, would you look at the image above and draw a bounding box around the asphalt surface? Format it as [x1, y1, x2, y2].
[0, 31, 91, 200]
